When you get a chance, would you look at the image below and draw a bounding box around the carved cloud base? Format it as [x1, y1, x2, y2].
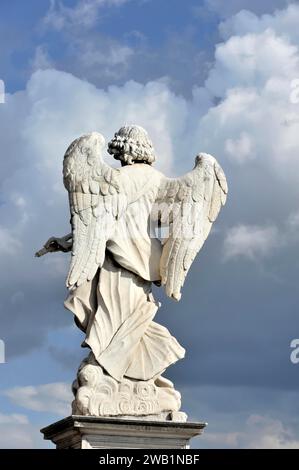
[41, 415, 207, 449]
[72, 353, 186, 421]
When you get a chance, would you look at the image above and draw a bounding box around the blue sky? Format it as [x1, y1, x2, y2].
[0, 0, 299, 448]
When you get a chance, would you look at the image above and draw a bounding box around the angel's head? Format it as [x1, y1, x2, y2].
[107, 125, 156, 166]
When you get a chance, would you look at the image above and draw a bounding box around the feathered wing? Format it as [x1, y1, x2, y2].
[63, 132, 128, 289]
[156, 153, 228, 301]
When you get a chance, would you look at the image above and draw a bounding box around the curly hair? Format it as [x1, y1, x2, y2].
[107, 125, 156, 165]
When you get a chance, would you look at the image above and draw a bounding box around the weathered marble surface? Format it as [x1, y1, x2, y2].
[36, 125, 227, 420]
[41, 415, 207, 449]
[72, 352, 184, 419]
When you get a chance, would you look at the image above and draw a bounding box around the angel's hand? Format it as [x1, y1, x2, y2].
[35, 233, 72, 257]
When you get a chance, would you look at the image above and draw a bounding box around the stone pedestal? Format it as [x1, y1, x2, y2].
[41, 415, 206, 449]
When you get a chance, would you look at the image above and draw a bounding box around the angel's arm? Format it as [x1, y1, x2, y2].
[35, 233, 72, 257]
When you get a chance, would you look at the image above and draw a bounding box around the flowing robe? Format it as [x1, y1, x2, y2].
[65, 164, 185, 382]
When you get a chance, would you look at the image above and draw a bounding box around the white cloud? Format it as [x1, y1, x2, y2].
[41, 1, 136, 81]
[202, 0, 290, 18]
[223, 211, 299, 262]
[225, 131, 255, 163]
[44, 0, 131, 31]
[220, 4, 299, 43]
[4, 383, 72, 416]
[196, 9, 299, 181]
[223, 225, 280, 260]
[80, 43, 133, 69]
[0, 413, 28, 425]
[31, 45, 53, 71]
[72, 37, 134, 79]
[0, 412, 46, 449]
[206, 30, 298, 97]
[204, 414, 299, 449]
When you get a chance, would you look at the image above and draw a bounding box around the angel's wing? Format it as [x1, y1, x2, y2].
[63, 132, 128, 289]
[156, 153, 228, 301]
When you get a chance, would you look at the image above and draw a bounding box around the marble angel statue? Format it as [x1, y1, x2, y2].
[36, 125, 227, 421]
